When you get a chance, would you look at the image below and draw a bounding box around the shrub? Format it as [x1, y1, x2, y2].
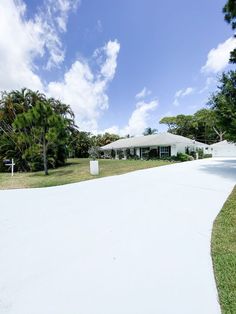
[203, 154, 212, 158]
[125, 148, 131, 159]
[149, 149, 158, 159]
[117, 149, 124, 160]
[111, 149, 116, 159]
[88, 146, 100, 160]
[196, 148, 204, 159]
[176, 152, 192, 162]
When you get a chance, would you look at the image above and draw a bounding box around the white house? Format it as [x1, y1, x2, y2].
[100, 133, 209, 159]
[210, 140, 236, 157]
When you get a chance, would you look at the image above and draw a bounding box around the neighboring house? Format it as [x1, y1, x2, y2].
[210, 140, 236, 157]
[100, 133, 209, 159]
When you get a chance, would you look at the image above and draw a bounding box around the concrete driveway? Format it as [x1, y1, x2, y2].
[0, 158, 235, 314]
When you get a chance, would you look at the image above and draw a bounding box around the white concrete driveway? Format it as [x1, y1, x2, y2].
[0, 158, 236, 314]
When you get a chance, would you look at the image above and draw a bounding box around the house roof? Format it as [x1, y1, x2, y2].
[211, 140, 236, 147]
[100, 133, 208, 150]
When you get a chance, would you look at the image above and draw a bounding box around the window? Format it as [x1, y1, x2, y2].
[160, 146, 170, 158]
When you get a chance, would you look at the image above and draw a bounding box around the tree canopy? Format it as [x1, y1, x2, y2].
[160, 109, 225, 144]
[209, 71, 236, 142]
[223, 0, 236, 63]
[0, 89, 75, 174]
[0, 89, 121, 173]
[143, 127, 158, 136]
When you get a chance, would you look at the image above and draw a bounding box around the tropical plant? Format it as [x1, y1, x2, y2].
[143, 127, 158, 136]
[0, 88, 75, 174]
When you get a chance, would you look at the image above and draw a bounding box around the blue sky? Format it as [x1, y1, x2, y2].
[0, 0, 235, 135]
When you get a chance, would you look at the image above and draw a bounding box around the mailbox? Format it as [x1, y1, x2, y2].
[3, 159, 11, 165]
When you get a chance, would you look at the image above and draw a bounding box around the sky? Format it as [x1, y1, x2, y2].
[0, 0, 235, 136]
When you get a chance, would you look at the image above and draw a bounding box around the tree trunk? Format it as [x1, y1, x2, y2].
[213, 127, 226, 142]
[43, 135, 48, 175]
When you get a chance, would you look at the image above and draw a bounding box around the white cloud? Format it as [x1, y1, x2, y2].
[201, 37, 236, 73]
[100, 40, 120, 79]
[173, 87, 194, 106]
[36, 0, 80, 69]
[0, 0, 44, 91]
[0, 1, 121, 133]
[121, 100, 158, 136]
[101, 99, 158, 136]
[173, 99, 180, 107]
[47, 40, 121, 131]
[199, 77, 216, 94]
[96, 20, 103, 33]
[0, 0, 79, 92]
[181, 87, 194, 96]
[135, 87, 151, 100]
[102, 126, 120, 135]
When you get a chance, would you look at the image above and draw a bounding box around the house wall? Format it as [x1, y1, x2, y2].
[109, 143, 209, 159]
[175, 143, 187, 155]
[211, 143, 236, 157]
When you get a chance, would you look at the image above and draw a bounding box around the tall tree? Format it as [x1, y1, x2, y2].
[14, 100, 69, 175]
[0, 88, 75, 173]
[159, 109, 225, 144]
[223, 0, 236, 63]
[93, 133, 120, 147]
[209, 71, 236, 142]
[159, 116, 178, 132]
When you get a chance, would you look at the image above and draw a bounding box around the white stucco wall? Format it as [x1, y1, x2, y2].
[176, 143, 187, 154]
[171, 144, 177, 156]
[211, 142, 236, 157]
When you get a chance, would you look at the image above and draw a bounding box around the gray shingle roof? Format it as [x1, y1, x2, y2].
[100, 133, 207, 150]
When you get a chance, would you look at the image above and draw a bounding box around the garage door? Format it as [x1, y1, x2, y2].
[213, 146, 236, 157]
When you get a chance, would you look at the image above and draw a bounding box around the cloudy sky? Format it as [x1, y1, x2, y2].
[0, 0, 235, 135]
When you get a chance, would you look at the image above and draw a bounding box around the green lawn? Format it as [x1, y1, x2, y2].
[0, 158, 173, 190]
[211, 186, 236, 314]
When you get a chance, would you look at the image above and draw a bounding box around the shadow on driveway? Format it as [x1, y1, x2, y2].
[199, 158, 236, 182]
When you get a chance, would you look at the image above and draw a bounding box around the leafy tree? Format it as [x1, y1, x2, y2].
[209, 71, 236, 142]
[68, 130, 93, 158]
[143, 127, 158, 135]
[223, 0, 236, 63]
[159, 116, 178, 132]
[159, 109, 225, 144]
[92, 132, 120, 147]
[0, 88, 75, 174]
[14, 100, 69, 175]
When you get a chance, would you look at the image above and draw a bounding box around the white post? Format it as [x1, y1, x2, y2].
[90, 160, 99, 175]
[11, 159, 14, 177]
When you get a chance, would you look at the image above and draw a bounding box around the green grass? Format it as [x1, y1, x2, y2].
[0, 158, 173, 190]
[211, 187, 236, 314]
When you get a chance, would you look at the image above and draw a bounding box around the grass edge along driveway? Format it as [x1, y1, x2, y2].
[0, 158, 173, 190]
[211, 186, 236, 314]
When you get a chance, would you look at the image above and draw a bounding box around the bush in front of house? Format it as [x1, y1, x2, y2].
[117, 149, 124, 159]
[111, 149, 116, 159]
[203, 154, 213, 158]
[176, 152, 193, 162]
[148, 149, 159, 159]
[196, 148, 204, 159]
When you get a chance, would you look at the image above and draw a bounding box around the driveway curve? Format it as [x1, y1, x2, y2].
[0, 158, 235, 314]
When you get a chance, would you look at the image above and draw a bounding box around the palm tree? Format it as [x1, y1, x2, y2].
[143, 127, 158, 136]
